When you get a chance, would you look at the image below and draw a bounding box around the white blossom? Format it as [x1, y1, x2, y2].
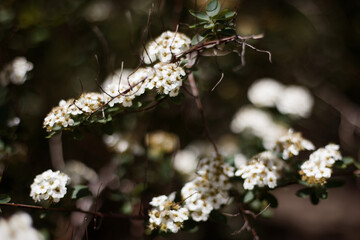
[148, 193, 189, 233]
[235, 151, 286, 190]
[275, 129, 315, 159]
[276, 85, 314, 118]
[247, 78, 285, 107]
[300, 144, 342, 185]
[173, 149, 198, 176]
[142, 31, 191, 64]
[181, 155, 234, 222]
[231, 106, 288, 149]
[0, 57, 33, 86]
[30, 169, 70, 204]
[0, 212, 44, 240]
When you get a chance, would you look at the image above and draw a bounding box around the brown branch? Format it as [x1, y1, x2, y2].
[188, 72, 218, 154]
[0, 202, 144, 220]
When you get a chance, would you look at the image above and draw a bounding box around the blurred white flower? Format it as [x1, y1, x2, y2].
[7, 117, 21, 127]
[0, 212, 44, 240]
[231, 106, 288, 149]
[30, 169, 70, 204]
[63, 160, 98, 185]
[247, 78, 284, 107]
[276, 85, 314, 118]
[103, 133, 144, 155]
[173, 149, 198, 176]
[83, 1, 112, 22]
[0, 57, 33, 86]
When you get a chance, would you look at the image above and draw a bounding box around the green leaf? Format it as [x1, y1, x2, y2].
[310, 192, 319, 205]
[0, 194, 11, 203]
[71, 185, 92, 199]
[342, 157, 354, 165]
[206, 0, 221, 17]
[243, 191, 255, 203]
[189, 10, 210, 21]
[353, 161, 360, 169]
[191, 34, 206, 45]
[224, 11, 235, 19]
[262, 192, 278, 208]
[325, 179, 345, 188]
[314, 187, 328, 200]
[204, 22, 215, 29]
[296, 188, 312, 198]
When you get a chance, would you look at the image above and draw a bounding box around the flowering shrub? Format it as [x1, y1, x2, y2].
[0, 0, 359, 239]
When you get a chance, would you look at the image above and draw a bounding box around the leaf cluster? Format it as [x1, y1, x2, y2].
[189, 0, 236, 45]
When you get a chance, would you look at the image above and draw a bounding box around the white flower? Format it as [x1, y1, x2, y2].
[0, 57, 33, 86]
[30, 169, 70, 204]
[247, 78, 285, 107]
[275, 129, 315, 159]
[103, 133, 144, 155]
[181, 155, 233, 222]
[173, 149, 198, 176]
[276, 85, 314, 118]
[235, 151, 286, 190]
[148, 194, 189, 233]
[231, 106, 288, 149]
[300, 144, 342, 185]
[142, 31, 191, 64]
[0, 212, 44, 240]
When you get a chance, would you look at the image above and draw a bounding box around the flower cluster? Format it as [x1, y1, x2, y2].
[247, 78, 314, 118]
[43, 92, 106, 132]
[142, 31, 191, 64]
[102, 68, 150, 107]
[247, 78, 284, 107]
[0, 57, 33, 86]
[148, 194, 189, 233]
[0, 212, 44, 240]
[231, 106, 288, 149]
[181, 155, 234, 222]
[299, 144, 342, 185]
[274, 129, 315, 159]
[30, 169, 70, 204]
[235, 151, 286, 190]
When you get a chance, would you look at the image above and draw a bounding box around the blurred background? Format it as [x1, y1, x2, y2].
[1, 0, 360, 239]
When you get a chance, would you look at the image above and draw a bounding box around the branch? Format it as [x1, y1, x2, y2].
[188, 73, 219, 154]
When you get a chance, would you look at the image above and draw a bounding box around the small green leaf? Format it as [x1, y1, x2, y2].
[310, 192, 319, 205]
[0, 194, 11, 203]
[191, 34, 206, 45]
[325, 179, 345, 188]
[224, 11, 235, 19]
[243, 191, 255, 203]
[40, 212, 47, 219]
[342, 157, 354, 165]
[296, 188, 312, 198]
[353, 161, 360, 169]
[314, 187, 328, 200]
[262, 192, 278, 208]
[204, 22, 215, 29]
[206, 0, 221, 17]
[71, 185, 92, 200]
[189, 10, 210, 21]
